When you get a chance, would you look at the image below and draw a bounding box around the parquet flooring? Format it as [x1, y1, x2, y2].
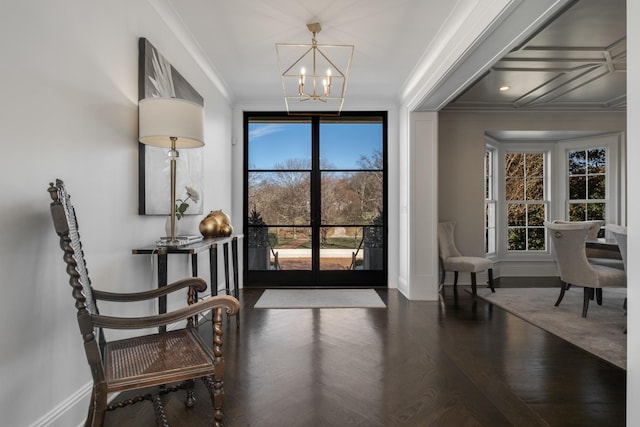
[105, 285, 626, 426]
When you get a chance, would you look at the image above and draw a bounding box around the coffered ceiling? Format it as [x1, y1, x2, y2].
[444, 0, 626, 111]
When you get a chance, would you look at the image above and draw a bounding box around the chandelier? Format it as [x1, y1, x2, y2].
[276, 23, 354, 114]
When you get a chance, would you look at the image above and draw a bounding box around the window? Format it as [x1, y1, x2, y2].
[244, 112, 387, 287]
[484, 147, 496, 255]
[491, 133, 621, 260]
[567, 147, 606, 234]
[505, 152, 547, 251]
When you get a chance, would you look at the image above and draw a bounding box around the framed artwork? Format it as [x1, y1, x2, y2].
[138, 37, 204, 215]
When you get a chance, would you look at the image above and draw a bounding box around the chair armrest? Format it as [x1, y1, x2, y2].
[91, 295, 240, 330]
[92, 277, 208, 302]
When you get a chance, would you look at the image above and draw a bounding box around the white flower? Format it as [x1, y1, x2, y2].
[186, 186, 200, 203]
[176, 187, 199, 220]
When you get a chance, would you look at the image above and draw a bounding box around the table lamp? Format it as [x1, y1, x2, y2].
[138, 97, 204, 245]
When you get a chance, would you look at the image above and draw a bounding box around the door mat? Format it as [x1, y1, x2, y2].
[254, 289, 386, 309]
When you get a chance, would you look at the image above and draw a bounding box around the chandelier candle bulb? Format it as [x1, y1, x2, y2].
[276, 22, 353, 113]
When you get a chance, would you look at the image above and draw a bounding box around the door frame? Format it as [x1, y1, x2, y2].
[243, 111, 388, 287]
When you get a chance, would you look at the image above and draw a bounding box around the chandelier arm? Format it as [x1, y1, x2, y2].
[278, 46, 314, 76]
[315, 47, 351, 78]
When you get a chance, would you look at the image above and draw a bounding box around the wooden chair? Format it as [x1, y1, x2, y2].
[437, 221, 495, 296]
[47, 179, 240, 427]
[545, 221, 625, 317]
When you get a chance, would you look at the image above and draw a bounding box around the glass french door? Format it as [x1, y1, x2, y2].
[243, 112, 387, 287]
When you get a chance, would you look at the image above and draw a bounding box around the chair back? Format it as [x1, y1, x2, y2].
[437, 222, 461, 260]
[545, 221, 598, 286]
[48, 180, 104, 370]
[606, 224, 627, 270]
[552, 219, 604, 240]
[49, 179, 98, 315]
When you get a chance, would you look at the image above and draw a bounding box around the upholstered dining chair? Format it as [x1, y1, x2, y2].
[552, 220, 623, 269]
[48, 179, 240, 427]
[606, 224, 628, 331]
[606, 224, 628, 269]
[437, 221, 495, 296]
[545, 221, 626, 317]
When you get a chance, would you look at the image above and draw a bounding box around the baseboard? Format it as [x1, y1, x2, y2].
[496, 260, 558, 277]
[29, 382, 92, 427]
[495, 276, 563, 288]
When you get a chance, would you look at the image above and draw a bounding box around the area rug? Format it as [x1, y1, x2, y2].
[476, 287, 627, 369]
[254, 289, 386, 309]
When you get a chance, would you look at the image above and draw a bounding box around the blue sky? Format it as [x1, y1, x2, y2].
[248, 122, 382, 170]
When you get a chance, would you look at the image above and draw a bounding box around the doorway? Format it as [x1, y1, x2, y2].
[243, 112, 387, 287]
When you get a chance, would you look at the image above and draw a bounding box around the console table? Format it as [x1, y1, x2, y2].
[132, 234, 242, 330]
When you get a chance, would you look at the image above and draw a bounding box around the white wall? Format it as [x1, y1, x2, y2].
[438, 111, 626, 280]
[0, 1, 232, 426]
[397, 112, 439, 300]
[626, 0, 639, 423]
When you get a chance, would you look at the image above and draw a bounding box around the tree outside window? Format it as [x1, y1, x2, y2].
[505, 152, 546, 251]
[567, 148, 606, 236]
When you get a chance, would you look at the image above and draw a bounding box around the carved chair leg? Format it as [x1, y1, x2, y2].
[203, 375, 224, 427]
[185, 379, 196, 408]
[555, 282, 568, 306]
[487, 268, 495, 292]
[210, 307, 226, 427]
[470, 272, 478, 297]
[94, 385, 109, 427]
[151, 394, 169, 427]
[596, 288, 603, 305]
[85, 387, 98, 427]
[582, 287, 591, 318]
[453, 271, 459, 289]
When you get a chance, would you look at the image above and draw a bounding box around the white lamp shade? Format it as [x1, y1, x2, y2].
[138, 97, 205, 148]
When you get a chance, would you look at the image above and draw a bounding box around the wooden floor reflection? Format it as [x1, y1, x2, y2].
[105, 285, 626, 427]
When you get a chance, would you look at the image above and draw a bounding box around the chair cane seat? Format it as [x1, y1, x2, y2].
[105, 329, 216, 392]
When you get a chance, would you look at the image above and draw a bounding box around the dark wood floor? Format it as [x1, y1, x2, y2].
[105, 284, 626, 426]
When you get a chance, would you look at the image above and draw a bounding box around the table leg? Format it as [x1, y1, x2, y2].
[223, 242, 230, 295]
[157, 253, 168, 333]
[231, 237, 240, 328]
[232, 237, 239, 299]
[188, 253, 198, 327]
[209, 244, 218, 295]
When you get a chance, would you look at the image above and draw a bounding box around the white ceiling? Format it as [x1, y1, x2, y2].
[167, 0, 460, 105]
[156, 0, 621, 112]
